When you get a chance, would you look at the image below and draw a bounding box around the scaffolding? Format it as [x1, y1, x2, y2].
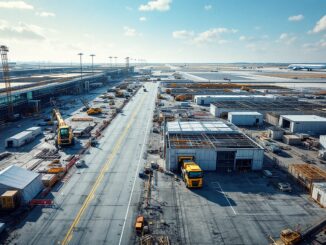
[168, 133, 258, 149]
[289, 164, 326, 190]
[0, 45, 13, 118]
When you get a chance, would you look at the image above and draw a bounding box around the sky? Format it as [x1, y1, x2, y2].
[0, 0, 325, 63]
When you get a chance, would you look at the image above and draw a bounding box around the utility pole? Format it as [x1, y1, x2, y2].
[125, 57, 129, 69]
[78, 53, 83, 81]
[0, 45, 13, 118]
[90, 54, 95, 76]
[114, 56, 117, 67]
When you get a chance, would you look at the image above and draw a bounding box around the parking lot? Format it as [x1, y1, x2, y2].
[174, 172, 326, 245]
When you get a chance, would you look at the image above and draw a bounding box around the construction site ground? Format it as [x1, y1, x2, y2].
[4, 82, 158, 245]
[140, 163, 326, 245]
[0, 80, 125, 171]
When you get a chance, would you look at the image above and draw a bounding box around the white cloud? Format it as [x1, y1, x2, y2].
[37, 12, 55, 17]
[0, 20, 45, 40]
[173, 28, 237, 44]
[123, 26, 140, 37]
[172, 30, 194, 39]
[139, 16, 147, 21]
[204, 5, 212, 11]
[239, 35, 255, 41]
[139, 0, 172, 12]
[193, 28, 237, 44]
[311, 15, 326, 33]
[303, 38, 326, 51]
[278, 33, 297, 45]
[0, 1, 33, 10]
[239, 35, 246, 41]
[245, 43, 266, 52]
[288, 14, 304, 22]
[126, 6, 133, 11]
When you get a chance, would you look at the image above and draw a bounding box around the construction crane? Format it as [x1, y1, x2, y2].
[52, 108, 74, 147]
[0, 45, 13, 119]
[80, 98, 102, 115]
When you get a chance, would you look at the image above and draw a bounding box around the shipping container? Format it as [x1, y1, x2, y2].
[282, 135, 301, 145]
[268, 128, 284, 140]
[26, 127, 42, 138]
[0, 190, 19, 209]
[5, 131, 34, 148]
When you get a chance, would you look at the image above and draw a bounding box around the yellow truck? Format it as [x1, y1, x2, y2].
[179, 156, 203, 188]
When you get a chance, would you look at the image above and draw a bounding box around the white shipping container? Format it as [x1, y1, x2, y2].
[26, 127, 42, 138]
[5, 131, 34, 148]
[268, 128, 284, 140]
[312, 182, 326, 207]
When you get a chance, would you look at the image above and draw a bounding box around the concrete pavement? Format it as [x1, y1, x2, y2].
[9, 82, 158, 245]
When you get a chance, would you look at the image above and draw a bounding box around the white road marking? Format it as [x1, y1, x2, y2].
[217, 182, 237, 215]
[118, 86, 154, 245]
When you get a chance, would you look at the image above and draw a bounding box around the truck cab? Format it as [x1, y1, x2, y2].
[179, 157, 203, 188]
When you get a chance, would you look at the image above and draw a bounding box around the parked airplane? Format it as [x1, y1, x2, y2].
[288, 64, 326, 71]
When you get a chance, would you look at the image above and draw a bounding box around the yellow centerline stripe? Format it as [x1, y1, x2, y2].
[61, 93, 146, 245]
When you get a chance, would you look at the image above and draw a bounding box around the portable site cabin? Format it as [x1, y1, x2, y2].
[228, 112, 263, 126]
[5, 127, 42, 148]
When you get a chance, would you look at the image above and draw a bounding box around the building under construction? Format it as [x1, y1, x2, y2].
[164, 120, 264, 172]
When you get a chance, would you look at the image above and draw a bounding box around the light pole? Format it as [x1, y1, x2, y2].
[108, 56, 112, 67]
[78, 53, 83, 81]
[114, 56, 117, 67]
[90, 54, 95, 76]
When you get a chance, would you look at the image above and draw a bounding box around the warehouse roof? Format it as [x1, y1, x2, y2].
[167, 121, 235, 134]
[281, 115, 326, 122]
[168, 133, 261, 149]
[194, 94, 276, 99]
[229, 112, 262, 116]
[210, 100, 324, 112]
[0, 165, 40, 189]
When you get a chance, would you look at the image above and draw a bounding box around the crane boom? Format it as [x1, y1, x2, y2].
[52, 109, 67, 127]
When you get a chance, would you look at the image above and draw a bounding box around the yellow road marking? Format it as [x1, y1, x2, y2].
[61, 94, 146, 245]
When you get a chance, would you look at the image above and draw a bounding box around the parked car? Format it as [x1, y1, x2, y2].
[278, 182, 292, 192]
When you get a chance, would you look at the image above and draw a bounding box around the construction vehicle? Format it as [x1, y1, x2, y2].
[135, 215, 146, 234]
[270, 228, 301, 245]
[179, 156, 203, 188]
[80, 98, 102, 115]
[52, 109, 74, 146]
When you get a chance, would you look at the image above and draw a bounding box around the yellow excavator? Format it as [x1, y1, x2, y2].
[52, 109, 74, 147]
[80, 98, 102, 115]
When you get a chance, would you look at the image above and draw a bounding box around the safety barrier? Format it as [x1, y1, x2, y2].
[30, 199, 54, 206]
